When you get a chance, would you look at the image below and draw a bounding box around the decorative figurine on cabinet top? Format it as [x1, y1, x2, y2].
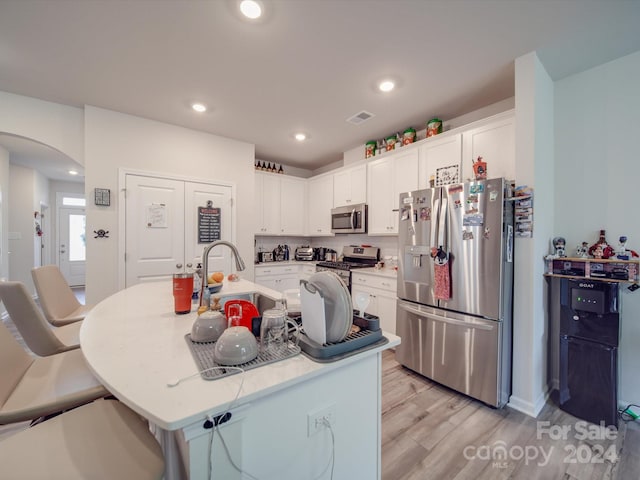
[552, 237, 567, 258]
[617, 235, 639, 260]
[575, 242, 589, 258]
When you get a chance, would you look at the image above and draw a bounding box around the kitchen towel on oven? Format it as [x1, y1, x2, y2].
[434, 263, 451, 300]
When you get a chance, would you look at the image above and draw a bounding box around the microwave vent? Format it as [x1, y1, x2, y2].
[346, 110, 375, 125]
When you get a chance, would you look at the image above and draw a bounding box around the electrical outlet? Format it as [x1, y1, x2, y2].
[307, 405, 336, 437]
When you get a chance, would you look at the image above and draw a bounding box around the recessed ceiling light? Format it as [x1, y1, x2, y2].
[294, 133, 307, 141]
[192, 103, 207, 113]
[68, 170, 78, 175]
[240, 0, 262, 19]
[378, 80, 395, 92]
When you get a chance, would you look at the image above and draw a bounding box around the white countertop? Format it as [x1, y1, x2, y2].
[355, 267, 398, 279]
[80, 279, 399, 431]
[255, 260, 317, 267]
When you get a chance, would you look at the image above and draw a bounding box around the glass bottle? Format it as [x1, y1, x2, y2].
[588, 229, 614, 259]
[278, 165, 284, 174]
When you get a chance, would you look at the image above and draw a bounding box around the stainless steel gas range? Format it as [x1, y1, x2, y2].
[315, 246, 379, 291]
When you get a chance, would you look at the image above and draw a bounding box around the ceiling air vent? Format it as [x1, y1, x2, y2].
[346, 110, 375, 125]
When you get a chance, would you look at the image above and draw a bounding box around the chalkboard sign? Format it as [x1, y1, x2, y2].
[198, 206, 221, 243]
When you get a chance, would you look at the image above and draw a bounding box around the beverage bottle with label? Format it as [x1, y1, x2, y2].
[588, 229, 614, 259]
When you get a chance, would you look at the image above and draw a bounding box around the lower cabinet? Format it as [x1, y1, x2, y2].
[255, 263, 315, 294]
[351, 272, 397, 335]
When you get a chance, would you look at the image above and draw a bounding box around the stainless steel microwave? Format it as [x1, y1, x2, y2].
[331, 203, 367, 234]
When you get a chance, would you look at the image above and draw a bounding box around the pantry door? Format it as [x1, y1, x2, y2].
[125, 174, 233, 287]
[125, 175, 185, 286]
[184, 182, 233, 278]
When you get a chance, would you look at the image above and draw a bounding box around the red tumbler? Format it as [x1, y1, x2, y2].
[173, 273, 194, 314]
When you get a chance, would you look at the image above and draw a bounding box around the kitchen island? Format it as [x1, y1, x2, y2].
[80, 279, 399, 480]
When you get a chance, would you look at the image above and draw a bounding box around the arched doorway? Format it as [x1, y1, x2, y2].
[0, 133, 85, 289]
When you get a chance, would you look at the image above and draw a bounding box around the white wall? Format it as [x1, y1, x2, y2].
[554, 49, 640, 407]
[8, 165, 42, 294]
[0, 146, 9, 283]
[0, 91, 84, 164]
[33, 169, 49, 268]
[510, 52, 555, 417]
[84, 106, 255, 303]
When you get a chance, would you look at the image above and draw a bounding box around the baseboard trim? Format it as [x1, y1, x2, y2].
[508, 388, 549, 418]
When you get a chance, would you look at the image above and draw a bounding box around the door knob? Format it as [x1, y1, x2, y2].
[176, 263, 183, 269]
[186, 263, 193, 269]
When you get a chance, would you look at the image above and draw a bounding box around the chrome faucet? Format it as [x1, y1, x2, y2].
[199, 240, 246, 306]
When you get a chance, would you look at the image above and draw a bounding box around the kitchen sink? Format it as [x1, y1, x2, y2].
[217, 292, 277, 315]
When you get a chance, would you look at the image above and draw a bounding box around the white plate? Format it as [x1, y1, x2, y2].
[307, 271, 352, 343]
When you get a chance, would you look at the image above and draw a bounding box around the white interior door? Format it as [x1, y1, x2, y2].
[184, 182, 232, 277]
[58, 206, 86, 286]
[125, 175, 233, 287]
[125, 175, 185, 286]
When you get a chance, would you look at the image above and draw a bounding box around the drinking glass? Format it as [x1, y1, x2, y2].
[227, 303, 243, 328]
[260, 308, 287, 355]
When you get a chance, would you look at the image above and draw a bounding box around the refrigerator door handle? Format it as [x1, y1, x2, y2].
[398, 302, 495, 331]
[438, 197, 448, 251]
[431, 198, 440, 248]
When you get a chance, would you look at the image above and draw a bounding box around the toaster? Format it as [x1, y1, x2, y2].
[258, 251, 274, 263]
[295, 246, 314, 261]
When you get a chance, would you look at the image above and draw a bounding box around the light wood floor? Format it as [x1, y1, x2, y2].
[381, 349, 640, 480]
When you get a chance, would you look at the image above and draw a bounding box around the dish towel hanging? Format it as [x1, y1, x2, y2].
[434, 263, 451, 300]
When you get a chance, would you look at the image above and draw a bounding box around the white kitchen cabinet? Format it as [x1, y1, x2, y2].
[299, 263, 316, 281]
[255, 172, 306, 236]
[352, 271, 397, 335]
[306, 173, 334, 236]
[333, 163, 366, 207]
[254, 263, 310, 293]
[461, 111, 515, 182]
[418, 133, 462, 189]
[255, 172, 281, 234]
[366, 149, 419, 235]
[280, 176, 306, 235]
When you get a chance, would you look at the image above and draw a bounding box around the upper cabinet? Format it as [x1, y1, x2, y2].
[418, 133, 462, 190]
[254, 110, 515, 239]
[367, 149, 420, 235]
[333, 164, 367, 207]
[255, 172, 306, 236]
[307, 173, 334, 236]
[255, 172, 281, 235]
[280, 176, 307, 235]
[461, 112, 515, 182]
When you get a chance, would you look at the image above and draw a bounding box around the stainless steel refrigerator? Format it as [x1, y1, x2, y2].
[395, 177, 514, 407]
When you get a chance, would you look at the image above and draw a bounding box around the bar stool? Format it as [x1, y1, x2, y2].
[31, 265, 93, 326]
[0, 281, 79, 356]
[0, 399, 165, 479]
[0, 321, 107, 425]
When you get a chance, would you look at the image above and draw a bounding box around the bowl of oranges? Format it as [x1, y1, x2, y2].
[207, 272, 224, 293]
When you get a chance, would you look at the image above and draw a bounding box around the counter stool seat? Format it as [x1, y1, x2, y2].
[0, 399, 165, 479]
[0, 321, 108, 425]
[0, 281, 80, 356]
[31, 265, 93, 326]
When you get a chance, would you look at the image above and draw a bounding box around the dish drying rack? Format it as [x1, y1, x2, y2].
[184, 335, 301, 381]
[294, 311, 388, 362]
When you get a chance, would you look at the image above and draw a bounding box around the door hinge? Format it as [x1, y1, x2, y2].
[124, 252, 127, 262]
